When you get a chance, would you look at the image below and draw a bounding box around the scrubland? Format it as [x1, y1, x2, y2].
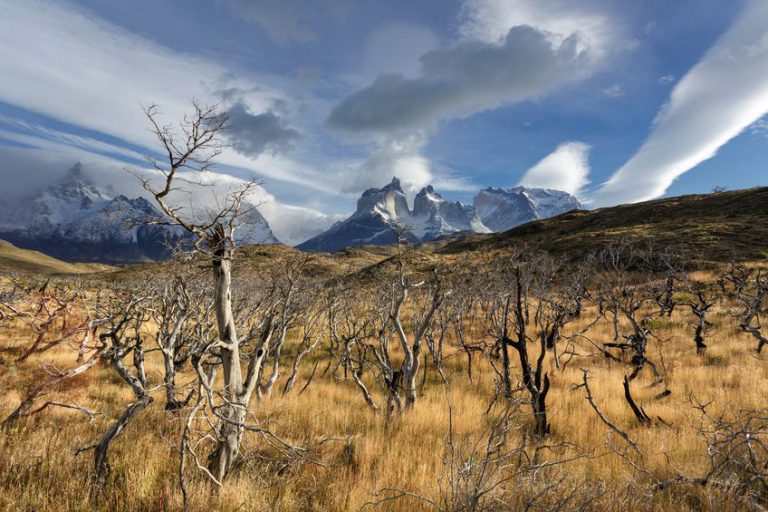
[1, 255, 767, 512]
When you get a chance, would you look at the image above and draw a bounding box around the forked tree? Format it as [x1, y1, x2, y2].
[482, 255, 551, 437]
[140, 102, 268, 482]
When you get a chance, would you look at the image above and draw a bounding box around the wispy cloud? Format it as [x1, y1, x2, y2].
[602, 84, 625, 98]
[658, 74, 676, 85]
[0, 0, 338, 194]
[750, 117, 768, 138]
[592, 0, 768, 207]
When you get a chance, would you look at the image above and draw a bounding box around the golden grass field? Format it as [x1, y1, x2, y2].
[1, 260, 767, 512]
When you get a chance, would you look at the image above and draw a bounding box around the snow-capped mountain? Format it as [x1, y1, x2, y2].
[298, 178, 486, 252]
[411, 185, 490, 241]
[474, 186, 582, 232]
[298, 178, 418, 252]
[298, 179, 581, 253]
[0, 163, 279, 263]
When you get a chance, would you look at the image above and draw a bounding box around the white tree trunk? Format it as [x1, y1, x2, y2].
[208, 247, 245, 482]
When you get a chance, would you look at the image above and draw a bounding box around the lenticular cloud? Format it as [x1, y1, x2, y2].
[519, 141, 591, 196]
[592, 0, 768, 207]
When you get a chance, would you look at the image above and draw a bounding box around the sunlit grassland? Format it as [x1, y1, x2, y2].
[1, 268, 767, 512]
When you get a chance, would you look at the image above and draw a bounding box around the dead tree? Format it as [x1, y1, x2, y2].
[592, 246, 660, 381]
[282, 292, 323, 395]
[75, 290, 153, 487]
[531, 258, 588, 369]
[146, 266, 216, 410]
[723, 265, 768, 353]
[141, 102, 268, 482]
[506, 267, 551, 437]
[258, 255, 314, 399]
[483, 257, 551, 437]
[328, 285, 381, 413]
[653, 275, 677, 318]
[390, 265, 448, 409]
[2, 283, 110, 428]
[681, 279, 716, 354]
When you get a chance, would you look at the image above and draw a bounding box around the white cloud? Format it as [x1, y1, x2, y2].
[519, 142, 591, 196]
[335, 134, 434, 194]
[458, 0, 624, 57]
[592, 0, 768, 207]
[259, 202, 344, 246]
[329, 25, 596, 136]
[602, 84, 625, 97]
[658, 74, 676, 85]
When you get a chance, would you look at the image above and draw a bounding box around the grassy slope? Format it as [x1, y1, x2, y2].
[441, 187, 768, 261]
[0, 240, 112, 275]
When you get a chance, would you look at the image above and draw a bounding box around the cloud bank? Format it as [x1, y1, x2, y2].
[592, 0, 768, 206]
[329, 25, 594, 136]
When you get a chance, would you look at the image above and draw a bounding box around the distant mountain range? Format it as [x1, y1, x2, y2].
[0, 167, 581, 261]
[298, 178, 581, 252]
[0, 164, 279, 263]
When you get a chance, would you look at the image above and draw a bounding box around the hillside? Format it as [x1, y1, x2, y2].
[440, 187, 768, 262]
[0, 239, 112, 275]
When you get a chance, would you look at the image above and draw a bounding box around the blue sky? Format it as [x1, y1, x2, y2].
[0, 0, 766, 244]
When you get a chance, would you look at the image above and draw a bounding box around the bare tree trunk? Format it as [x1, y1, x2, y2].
[499, 297, 513, 400]
[207, 241, 244, 482]
[162, 349, 183, 410]
[94, 394, 153, 487]
[352, 370, 378, 412]
[262, 325, 287, 398]
[283, 340, 317, 395]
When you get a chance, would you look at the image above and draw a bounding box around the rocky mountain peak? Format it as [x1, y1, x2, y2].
[356, 176, 410, 221]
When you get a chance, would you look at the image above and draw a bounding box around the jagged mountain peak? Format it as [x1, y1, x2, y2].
[62, 161, 87, 182]
[300, 178, 485, 252]
[299, 179, 580, 252]
[356, 176, 410, 221]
